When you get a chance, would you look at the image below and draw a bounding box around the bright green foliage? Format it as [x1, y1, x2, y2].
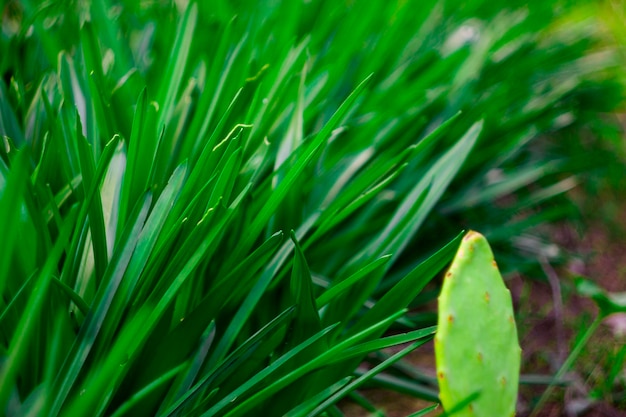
[435, 231, 521, 417]
[0, 0, 622, 416]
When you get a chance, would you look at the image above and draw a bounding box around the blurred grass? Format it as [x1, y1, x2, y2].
[0, 0, 624, 416]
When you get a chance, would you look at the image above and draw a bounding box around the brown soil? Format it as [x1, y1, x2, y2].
[513, 190, 626, 417]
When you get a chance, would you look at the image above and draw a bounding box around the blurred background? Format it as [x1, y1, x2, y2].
[2, 0, 626, 416]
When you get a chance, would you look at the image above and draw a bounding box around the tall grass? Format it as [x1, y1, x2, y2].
[0, 0, 622, 415]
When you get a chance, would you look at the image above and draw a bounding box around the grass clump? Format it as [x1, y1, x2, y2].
[0, 0, 622, 416]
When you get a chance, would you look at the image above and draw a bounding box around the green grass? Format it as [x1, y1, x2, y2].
[0, 0, 623, 416]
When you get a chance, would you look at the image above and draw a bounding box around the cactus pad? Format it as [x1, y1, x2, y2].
[435, 231, 521, 417]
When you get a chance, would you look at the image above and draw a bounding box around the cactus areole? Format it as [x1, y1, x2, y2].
[435, 231, 521, 417]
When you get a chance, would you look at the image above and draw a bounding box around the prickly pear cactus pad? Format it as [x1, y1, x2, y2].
[435, 231, 521, 417]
